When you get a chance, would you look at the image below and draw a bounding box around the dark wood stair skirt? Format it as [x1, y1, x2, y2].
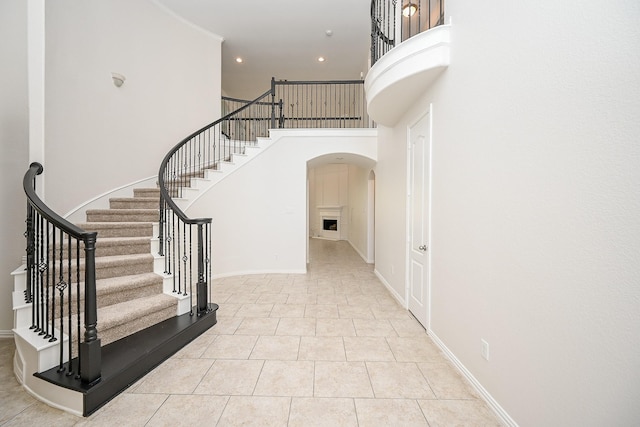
[34, 304, 218, 416]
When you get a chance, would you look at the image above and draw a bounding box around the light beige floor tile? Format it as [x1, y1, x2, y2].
[389, 318, 428, 337]
[194, 359, 264, 395]
[275, 317, 316, 336]
[216, 303, 242, 317]
[289, 397, 357, 427]
[217, 396, 290, 427]
[316, 318, 356, 336]
[250, 335, 300, 360]
[315, 294, 348, 304]
[355, 398, 429, 427]
[253, 283, 284, 293]
[3, 401, 79, 426]
[81, 393, 168, 426]
[287, 294, 317, 304]
[344, 336, 395, 361]
[133, 358, 213, 394]
[256, 293, 289, 304]
[146, 395, 229, 426]
[225, 293, 261, 304]
[234, 303, 274, 318]
[346, 294, 379, 305]
[337, 304, 375, 319]
[386, 336, 443, 362]
[270, 303, 306, 318]
[304, 304, 339, 318]
[418, 362, 479, 399]
[0, 381, 37, 424]
[253, 361, 314, 396]
[366, 361, 436, 399]
[201, 334, 258, 359]
[298, 336, 345, 361]
[172, 333, 216, 359]
[352, 319, 398, 337]
[370, 304, 413, 320]
[418, 399, 502, 426]
[205, 316, 244, 335]
[314, 361, 374, 398]
[234, 317, 279, 335]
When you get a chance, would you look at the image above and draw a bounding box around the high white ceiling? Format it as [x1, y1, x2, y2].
[156, 0, 372, 100]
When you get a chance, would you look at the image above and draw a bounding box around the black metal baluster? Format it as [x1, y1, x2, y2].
[66, 233, 73, 376]
[75, 238, 81, 379]
[56, 228, 66, 372]
[43, 216, 51, 339]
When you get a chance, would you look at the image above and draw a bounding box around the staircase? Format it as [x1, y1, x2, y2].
[11, 135, 278, 416]
[75, 187, 183, 345]
[12, 171, 220, 416]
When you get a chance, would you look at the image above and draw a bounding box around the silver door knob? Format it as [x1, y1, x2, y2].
[418, 245, 427, 251]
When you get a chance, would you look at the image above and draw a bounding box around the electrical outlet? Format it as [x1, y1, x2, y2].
[481, 339, 490, 361]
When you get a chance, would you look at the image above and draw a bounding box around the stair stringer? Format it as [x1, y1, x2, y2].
[10, 266, 84, 416]
[173, 136, 276, 212]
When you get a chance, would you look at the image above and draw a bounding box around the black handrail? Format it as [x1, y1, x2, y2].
[23, 162, 101, 385]
[158, 89, 275, 315]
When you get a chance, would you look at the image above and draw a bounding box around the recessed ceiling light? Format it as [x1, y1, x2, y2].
[325, 30, 333, 37]
[235, 57, 243, 63]
[317, 56, 326, 62]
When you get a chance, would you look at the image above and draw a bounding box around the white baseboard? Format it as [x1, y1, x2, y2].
[373, 269, 405, 307]
[347, 240, 373, 264]
[428, 330, 518, 427]
[0, 330, 15, 339]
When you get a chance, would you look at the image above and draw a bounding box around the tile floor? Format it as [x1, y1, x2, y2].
[0, 239, 502, 426]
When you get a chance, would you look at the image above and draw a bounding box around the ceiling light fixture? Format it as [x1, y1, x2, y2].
[111, 72, 125, 87]
[402, 3, 417, 17]
[317, 56, 326, 62]
[235, 57, 243, 63]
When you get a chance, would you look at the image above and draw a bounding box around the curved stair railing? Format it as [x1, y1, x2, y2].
[22, 162, 101, 385]
[158, 89, 277, 315]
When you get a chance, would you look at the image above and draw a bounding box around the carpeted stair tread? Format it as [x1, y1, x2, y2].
[86, 208, 159, 223]
[76, 222, 154, 238]
[133, 188, 161, 198]
[98, 293, 177, 344]
[109, 198, 159, 210]
[69, 273, 165, 311]
[48, 236, 151, 259]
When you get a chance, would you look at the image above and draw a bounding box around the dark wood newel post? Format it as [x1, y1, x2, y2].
[196, 223, 208, 315]
[270, 77, 276, 129]
[80, 232, 101, 384]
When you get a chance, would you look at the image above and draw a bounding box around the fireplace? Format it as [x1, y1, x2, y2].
[318, 206, 343, 240]
[323, 218, 338, 231]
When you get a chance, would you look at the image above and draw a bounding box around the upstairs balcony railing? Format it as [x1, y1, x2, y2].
[371, 0, 445, 65]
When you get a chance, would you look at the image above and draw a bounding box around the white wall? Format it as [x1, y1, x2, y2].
[0, 0, 30, 333]
[187, 129, 376, 277]
[347, 164, 372, 262]
[374, 0, 640, 425]
[44, 0, 222, 214]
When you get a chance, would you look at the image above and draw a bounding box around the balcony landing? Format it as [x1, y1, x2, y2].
[365, 24, 451, 127]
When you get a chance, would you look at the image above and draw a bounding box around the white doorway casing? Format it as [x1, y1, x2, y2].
[406, 109, 431, 329]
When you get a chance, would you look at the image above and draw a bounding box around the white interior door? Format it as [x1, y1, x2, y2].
[408, 112, 430, 329]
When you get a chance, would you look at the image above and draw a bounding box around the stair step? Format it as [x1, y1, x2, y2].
[35, 305, 218, 416]
[86, 209, 159, 223]
[68, 273, 164, 312]
[77, 222, 154, 238]
[109, 197, 159, 210]
[50, 236, 152, 259]
[93, 253, 154, 280]
[98, 293, 177, 345]
[133, 188, 160, 198]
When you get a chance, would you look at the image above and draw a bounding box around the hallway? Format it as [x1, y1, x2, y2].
[0, 239, 500, 426]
